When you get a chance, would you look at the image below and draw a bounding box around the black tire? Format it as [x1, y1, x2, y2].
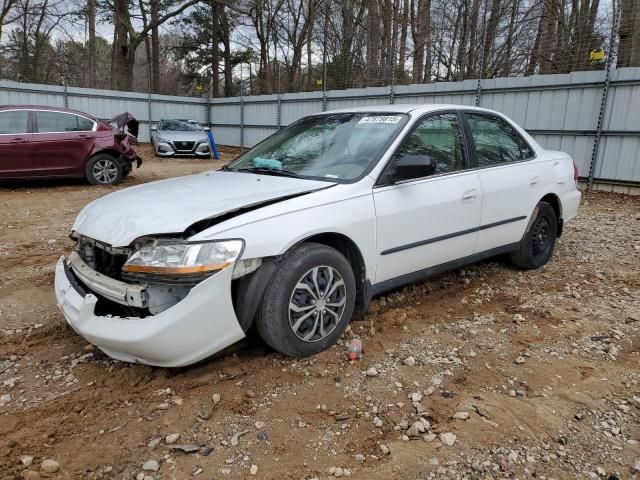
[86, 153, 123, 186]
[510, 202, 558, 269]
[256, 243, 356, 357]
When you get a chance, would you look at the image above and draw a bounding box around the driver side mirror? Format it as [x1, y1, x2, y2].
[204, 126, 211, 131]
[390, 154, 436, 182]
[151, 127, 157, 132]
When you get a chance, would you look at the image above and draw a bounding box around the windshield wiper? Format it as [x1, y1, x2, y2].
[235, 166, 300, 178]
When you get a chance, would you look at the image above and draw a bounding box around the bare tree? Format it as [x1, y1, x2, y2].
[110, 0, 200, 91]
[0, 0, 18, 43]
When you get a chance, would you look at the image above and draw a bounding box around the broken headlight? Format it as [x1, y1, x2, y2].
[122, 239, 243, 276]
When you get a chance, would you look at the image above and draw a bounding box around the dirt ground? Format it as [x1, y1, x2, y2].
[0, 145, 639, 480]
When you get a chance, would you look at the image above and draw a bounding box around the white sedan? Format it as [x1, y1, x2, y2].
[54, 105, 581, 366]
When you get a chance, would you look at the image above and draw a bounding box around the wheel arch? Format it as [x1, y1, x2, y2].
[295, 232, 368, 316]
[232, 231, 369, 333]
[90, 148, 121, 160]
[539, 193, 563, 237]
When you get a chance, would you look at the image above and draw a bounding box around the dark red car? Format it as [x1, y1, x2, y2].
[0, 106, 142, 185]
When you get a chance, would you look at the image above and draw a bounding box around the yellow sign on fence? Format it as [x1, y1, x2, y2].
[590, 49, 605, 61]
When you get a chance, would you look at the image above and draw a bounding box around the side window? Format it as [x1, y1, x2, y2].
[392, 113, 467, 177]
[36, 111, 88, 133]
[76, 116, 95, 131]
[0, 110, 29, 134]
[465, 113, 534, 167]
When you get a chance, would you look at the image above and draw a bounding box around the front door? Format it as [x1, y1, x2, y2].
[0, 109, 33, 178]
[373, 112, 482, 284]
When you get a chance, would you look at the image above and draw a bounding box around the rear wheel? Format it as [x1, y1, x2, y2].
[86, 153, 123, 185]
[510, 202, 557, 269]
[256, 243, 356, 357]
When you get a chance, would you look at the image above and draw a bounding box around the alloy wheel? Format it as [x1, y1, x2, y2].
[288, 266, 347, 343]
[92, 159, 119, 184]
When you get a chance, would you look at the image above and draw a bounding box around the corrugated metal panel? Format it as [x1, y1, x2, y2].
[595, 136, 640, 182]
[281, 98, 323, 124]
[245, 126, 279, 147]
[2, 70, 639, 184]
[212, 125, 241, 146]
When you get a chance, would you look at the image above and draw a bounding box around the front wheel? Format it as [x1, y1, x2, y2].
[256, 243, 356, 357]
[510, 201, 558, 269]
[86, 154, 123, 185]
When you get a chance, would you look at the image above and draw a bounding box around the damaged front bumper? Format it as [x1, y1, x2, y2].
[54, 256, 245, 367]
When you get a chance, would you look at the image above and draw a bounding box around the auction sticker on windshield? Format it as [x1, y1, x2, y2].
[358, 115, 403, 124]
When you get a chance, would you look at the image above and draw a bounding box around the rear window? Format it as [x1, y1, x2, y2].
[0, 110, 29, 134]
[36, 111, 94, 133]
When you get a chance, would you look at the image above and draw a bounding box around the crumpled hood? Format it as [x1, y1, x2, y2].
[73, 171, 332, 246]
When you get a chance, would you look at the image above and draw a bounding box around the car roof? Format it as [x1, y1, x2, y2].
[0, 105, 99, 120]
[322, 104, 499, 116]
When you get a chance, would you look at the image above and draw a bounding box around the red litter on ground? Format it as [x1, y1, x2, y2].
[347, 338, 363, 360]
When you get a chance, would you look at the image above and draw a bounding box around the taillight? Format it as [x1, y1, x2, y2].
[573, 160, 579, 181]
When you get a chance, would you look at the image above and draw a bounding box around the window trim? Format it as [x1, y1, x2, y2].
[32, 109, 98, 134]
[461, 110, 537, 170]
[0, 109, 32, 135]
[374, 109, 473, 187]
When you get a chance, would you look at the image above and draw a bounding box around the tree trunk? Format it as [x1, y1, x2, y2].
[501, 0, 518, 76]
[306, 0, 314, 90]
[456, 0, 469, 80]
[210, 0, 220, 97]
[150, 0, 160, 93]
[398, 0, 409, 79]
[618, 0, 640, 67]
[111, 0, 134, 90]
[366, 0, 380, 85]
[526, 0, 546, 75]
[481, 0, 501, 77]
[86, 0, 97, 87]
[539, 0, 558, 74]
[466, 0, 480, 76]
[220, 5, 233, 96]
[411, 0, 430, 82]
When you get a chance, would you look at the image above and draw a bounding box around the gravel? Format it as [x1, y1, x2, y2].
[1, 172, 638, 480]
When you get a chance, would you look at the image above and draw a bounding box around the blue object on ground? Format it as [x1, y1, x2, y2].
[207, 129, 220, 160]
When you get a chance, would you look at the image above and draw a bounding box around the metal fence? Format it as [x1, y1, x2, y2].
[1, 66, 639, 190]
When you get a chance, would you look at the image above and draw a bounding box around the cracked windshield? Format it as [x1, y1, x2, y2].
[227, 113, 409, 180]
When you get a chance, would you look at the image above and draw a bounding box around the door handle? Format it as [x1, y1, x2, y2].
[76, 134, 92, 139]
[10, 138, 26, 143]
[529, 176, 542, 187]
[461, 189, 478, 203]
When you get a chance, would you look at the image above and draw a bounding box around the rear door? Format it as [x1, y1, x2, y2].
[0, 109, 33, 178]
[462, 112, 540, 253]
[31, 110, 97, 176]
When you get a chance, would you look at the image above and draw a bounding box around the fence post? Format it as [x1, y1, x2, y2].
[63, 82, 69, 109]
[240, 64, 245, 153]
[587, 4, 620, 189]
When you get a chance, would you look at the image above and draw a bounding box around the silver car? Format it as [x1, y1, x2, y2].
[151, 119, 211, 157]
